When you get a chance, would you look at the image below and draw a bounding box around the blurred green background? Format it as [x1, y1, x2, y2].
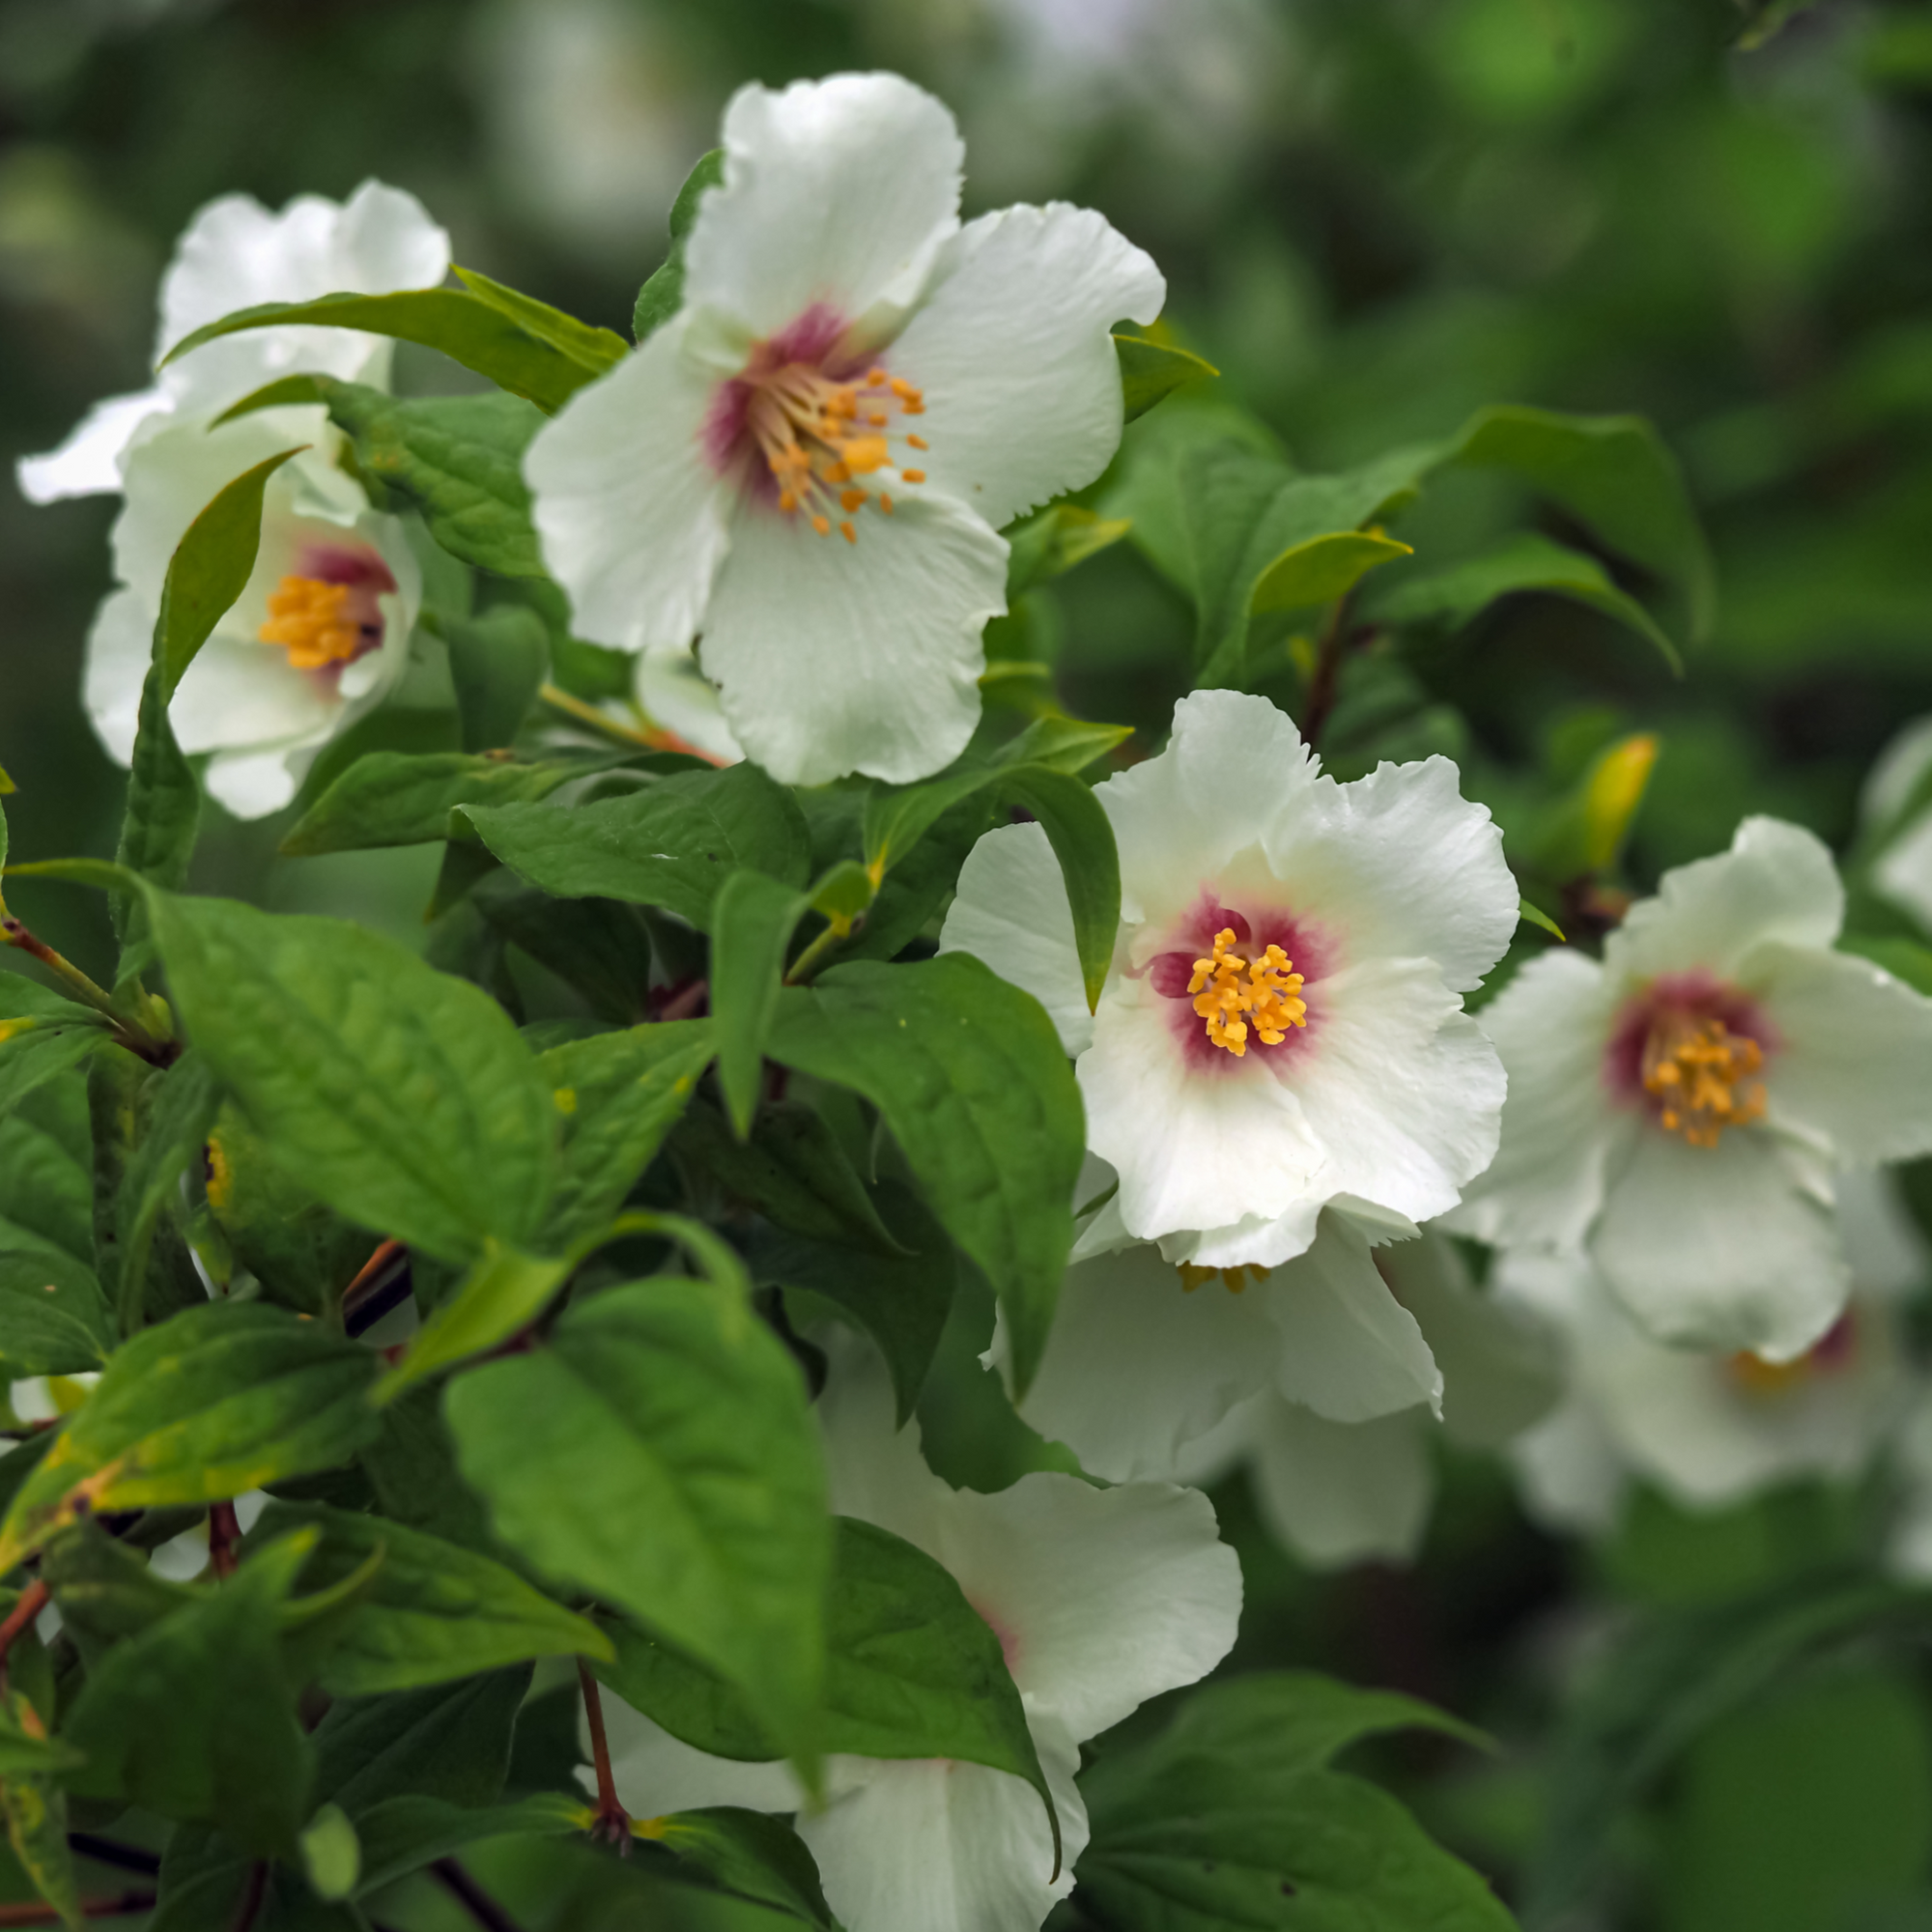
[7, 2, 1932, 1926]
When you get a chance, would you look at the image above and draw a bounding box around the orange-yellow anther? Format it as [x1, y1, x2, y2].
[907, 433, 929, 450]
[1641, 1013, 1766, 1148]
[838, 437, 891, 475]
[901, 469, 926, 484]
[1186, 928, 1307, 1057]
[258, 576, 367, 670]
[811, 514, 832, 536]
[839, 521, 857, 544]
[1178, 1263, 1269, 1293]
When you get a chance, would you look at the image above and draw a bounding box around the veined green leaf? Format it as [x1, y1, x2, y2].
[0, 1688, 81, 1932]
[452, 264, 629, 376]
[992, 714, 1134, 776]
[1005, 502, 1134, 599]
[447, 1273, 831, 1766]
[0, 1303, 380, 1573]
[147, 894, 556, 1263]
[767, 955, 1084, 1394]
[0, 1251, 112, 1378]
[109, 1049, 221, 1334]
[439, 605, 550, 751]
[1115, 331, 1218, 422]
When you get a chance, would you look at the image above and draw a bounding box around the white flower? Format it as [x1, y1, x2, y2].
[1448, 817, 1932, 1359]
[17, 179, 449, 504]
[86, 409, 421, 819]
[1500, 1168, 1925, 1534]
[941, 689, 1518, 1270]
[1163, 1229, 1561, 1568]
[596, 1341, 1241, 1932]
[524, 71, 1163, 785]
[1861, 714, 1932, 933]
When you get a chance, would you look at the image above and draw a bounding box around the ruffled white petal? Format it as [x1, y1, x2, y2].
[940, 821, 1093, 1057]
[1279, 965, 1505, 1226]
[1591, 1125, 1849, 1359]
[699, 489, 1007, 785]
[1444, 950, 1623, 1252]
[82, 587, 153, 769]
[1245, 1397, 1435, 1569]
[1605, 815, 1844, 982]
[885, 203, 1163, 530]
[16, 389, 170, 504]
[1751, 942, 1932, 1165]
[525, 322, 732, 655]
[797, 1718, 1083, 1932]
[1081, 976, 1324, 1248]
[996, 1240, 1280, 1481]
[1266, 758, 1516, 993]
[1266, 1214, 1440, 1423]
[685, 73, 963, 340]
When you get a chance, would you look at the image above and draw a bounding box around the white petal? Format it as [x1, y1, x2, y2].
[1751, 942, 1932, 1165]
[1836, 1167, 1929, 1301]
[16, 389, 169, 504]
[330, 178, 454, 293]
[1887, 1396, 1932, 1581]
[170, 632, 341, 757]
[1873, 810, 1932, 933]
[1006, 1240, 1280, 1481]
[686, 74, 963, 339]
[1281, 964, 1505, 1226]
[1267, 1213, 1440, 1423]
[204, 748, 310, 820]
[82, 587, 154, 769]
[1591, 1125, 1850, 1358]
[1266, 757, 1517, 993]
[796, 1719, 1083, 1932]
[526, 323, 732, 654]
[886, 203, 1163, 530]
[939, 821, 1093, 1056]
[923, 1476, 1239, 1740]
[1510, 1398, 1628, 1536]
[700, 489, 1006, 785]
[1098, 689, 1317, 925]
[635, 648, 743, 765]
[1605, 815, 1844, 982]
[1080, 974, 1324, 1248]
[600, 1703, 804, 1818]
[1245, 1396, 1434, 1569]
[1444, 950, 1623, 1252]
[1153, 1197, 1327, 1272]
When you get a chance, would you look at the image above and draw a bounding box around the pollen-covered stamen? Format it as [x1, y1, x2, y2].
[1177, 1263, 1269, 1294]
[1641, 1011, 1766, 1148]
[740, 356, 931, 540]
[1727, 1310, 1857, 1396]
[258, 576, 383, 671]
[1187, 928, 1307, 1057]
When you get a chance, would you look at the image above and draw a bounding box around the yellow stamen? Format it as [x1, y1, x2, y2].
[1178, 1263, 1269, 1293]
[1641, 1013, 1765, 1148]
[838, 489, 867, 514]
[258, 576, 366, 670]
[1186, 928, 1307, 1057]
[839, 521, 857, 544]
[879, 494, 895, 514]
[906, 433, 929, 450]
[901, 468, 926, 484]
[811, 515, 832, 536]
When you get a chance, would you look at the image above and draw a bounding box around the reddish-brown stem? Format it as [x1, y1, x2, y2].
[657, 978, 709, 1024]
[0, 1894, 155, 1925]
[579, 1660, 631, 1851]
[208, 1501, 241, 1581]
[1297, 597, 1363, 753]
[0, 917, 173, 1066]
[0, 1578, 49, 1689]
[430, 1860, 525, 1932]
[226, 1861, 268, 1932]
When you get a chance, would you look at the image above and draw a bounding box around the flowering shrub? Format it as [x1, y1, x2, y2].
[3, 36, 1932, 1932]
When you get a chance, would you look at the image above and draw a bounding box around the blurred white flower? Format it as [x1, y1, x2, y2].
[943, 689, 1516, 1271]
[525, 71, 1163, 784]
[631, 647, 741, 765]
[1501, 1168, 1924, 1535]
[17, 178, 448, 503]
[596, 1339, 1240, 1932]
[85, 409, 420, 818]
[1861, 714, 1932, 933]
[1450, 817, 1932, 1360]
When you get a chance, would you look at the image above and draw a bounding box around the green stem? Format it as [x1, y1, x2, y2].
[783, 918, 848, 986]
[0, 915, 120, 1018]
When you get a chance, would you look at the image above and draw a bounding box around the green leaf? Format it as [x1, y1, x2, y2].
[298, 1804, 361, 1902]
[999, 765, 1121, 1011]
[710, 869, 811, 1138]
[439, 605, 551, 751]
[767, 954, 1084, 1395]
[147, 893, 555, 1263]
[1441, 404, 1714, 645]
[638, 1808, 836, 1928]
[373, 1240, 568, 1402]
[1078, 1671, 1508, 1932]
[0, 1250, 111, 1377]
[1735, 0, 1821, 47]
[992, 714, 1133, 775]
[0, 1690, 81, 1932]
[61, 1531, 317, 1852]
[0, 1021, 103, 1122]
[475, 877, 654, 1022]
[43, 1517, 199, 1653]
[538, 1022, 715, 1250]
[0, 1696, 83, 1778]
[466, 762, 812, 931]
[452, 263, 629, 379]
[604, 1517, 1057, 1861]
[634, 149, 725, 343]
[1368, 530, 1683, 673]
[351, 1792, 583, 1895]
[1518, 897, 1568, 943]
[1839, 934, 1932, 997]
[751, 1180, 956, 1424]
[162, 288, 612, 414]
[109, 1049, 221, 1333]
[1005, 503, 1135, 599]
[1528, 730, 1661, 881]
[1116, 331, 1218, 422]
[253, 1501, 611, 1696]
[0, 1076, 93, 1270]
[447, 1273, 831, 1763]
[1249, 527, 1414, 613]
[312, 1667, 532, 1816]
[0, 1302, 380, 1574]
